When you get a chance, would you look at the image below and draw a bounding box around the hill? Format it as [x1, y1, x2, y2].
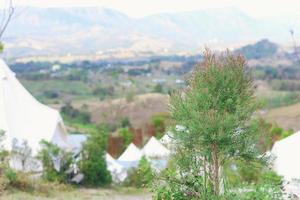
[235, 39, 279, 59]
[3, 7, 294, 58]
[72, 93, 169, 127]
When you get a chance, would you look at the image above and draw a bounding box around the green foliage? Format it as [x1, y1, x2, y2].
[0, 130, 8, 163]
[119, 117, 132, 128]
[92, 85, 115, 100]
[153, 84, 164, 93]
[80, 127, 112, 186]
[43, 90, 59, 99]
[66, 68, 88, 82]
[151, 115, 166, 137]
[124, 157, 154, 188]
[125, 90, 135, 102]
[253, 119, 294, 152]
[226, 171, 284, 200]
[261, 92, 300, 108]
[37, 140, 72, 182]
[118, 128, 133, 147]
[4, 169, 17, 185]
[0, 43, 4, 53]
[236, 39, 278, 59]
[154, 50, 282, 199]
[61, 102, 91, 124]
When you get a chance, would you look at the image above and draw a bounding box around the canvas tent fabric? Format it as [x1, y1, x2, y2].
[160, 132, 172, 145]
[142, 136, 170, 159]
[118, 143, 143, 162]
[118, 143, 142, 169]
[106, 153, 127, 182]
[67, 134, 87, 155]
[160, 132, 175, 150]
[0, 59, 70, 157]
[271, 131, 300, 181]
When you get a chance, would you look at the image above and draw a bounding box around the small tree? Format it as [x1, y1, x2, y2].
[11, 139, 32, 171]
[37, 140, 72, 182]
[156, 50, 275, 199]
[80, 127, 111, 186]
[118, 128, 133, 148]
[124, 156, 154, 188]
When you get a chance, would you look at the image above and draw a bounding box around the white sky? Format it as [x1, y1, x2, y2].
[7, 0, 300, 18]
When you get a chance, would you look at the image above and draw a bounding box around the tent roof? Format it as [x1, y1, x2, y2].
[142, 136, 170, 158]
[0, 59, 70, 154]
[160, 132, 173, 145]
[106, 153, 124, 171]
[106, 153, 127, 182]
[118, 143, 143, 162]
[271, 131, 300, 180]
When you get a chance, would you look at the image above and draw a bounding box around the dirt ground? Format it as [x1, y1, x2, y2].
[0, 188, 152, 200]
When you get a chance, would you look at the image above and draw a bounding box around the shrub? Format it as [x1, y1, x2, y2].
[92, 86, 115, 100]
[118, 128, 133, 147]
[119, 117, 132, 128]
[61, 102, 91, 124]
[80, 127, 112, 186]
[124, 157, 154, 188]
[153, 84, 164, 93]
[151, 115, 166, 137]
[125, 90, 135, 102]
[37, 140, 72, 183]
[43, 90, 59, 99]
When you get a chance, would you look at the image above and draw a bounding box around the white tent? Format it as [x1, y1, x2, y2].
[0, 59, 70, 169]
[142, 136, 170, 159]
[271, 131, 300, 197]
[160, 132, 174, 149]
[271, 131, 300, 181]
[67, 134, 87, 155]
[118, 143, 142, 169]
[105, 153, 127, 183]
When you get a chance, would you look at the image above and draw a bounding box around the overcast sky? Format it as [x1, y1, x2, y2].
[7, 0, 300, 19]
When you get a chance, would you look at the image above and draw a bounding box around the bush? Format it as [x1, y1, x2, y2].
[119, 117, 132, 128]
[92, 86, 115, 100]
[124, 157, 154, 188]
[80, 128, 112, 186]
[153, 84, 164, 93]
[43, 90, 59, 99]
[125, 90, 135, 102]
[61, 103, 91, 124]
[118, 128, 133, 148]
[37, 140, 72, 183]
[151, 113, 170, 137]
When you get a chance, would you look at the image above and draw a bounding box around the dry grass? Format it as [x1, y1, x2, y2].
[262, 102, 300, 131]
[73, 93, 169, 127]
[0, 187, 151, 200]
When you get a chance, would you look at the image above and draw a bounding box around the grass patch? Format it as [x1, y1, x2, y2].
[20, 79, 93, 103]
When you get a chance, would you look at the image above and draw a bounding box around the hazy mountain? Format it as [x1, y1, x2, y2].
[2, 7, 295, 58]
[235, 39, 279, 59]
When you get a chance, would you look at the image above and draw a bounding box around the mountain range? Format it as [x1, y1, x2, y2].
[2, 7, 297, 58]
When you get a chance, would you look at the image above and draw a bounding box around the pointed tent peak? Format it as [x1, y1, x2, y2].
[0, 59, 70, 157]
[0, 59, 15, 79]
[142, 136, 170, 158]
[118, 143, 143, 162]
[160, 132, 173, 144]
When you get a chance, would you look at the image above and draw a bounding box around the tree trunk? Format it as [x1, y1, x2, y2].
[211, 143, 220, 196]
